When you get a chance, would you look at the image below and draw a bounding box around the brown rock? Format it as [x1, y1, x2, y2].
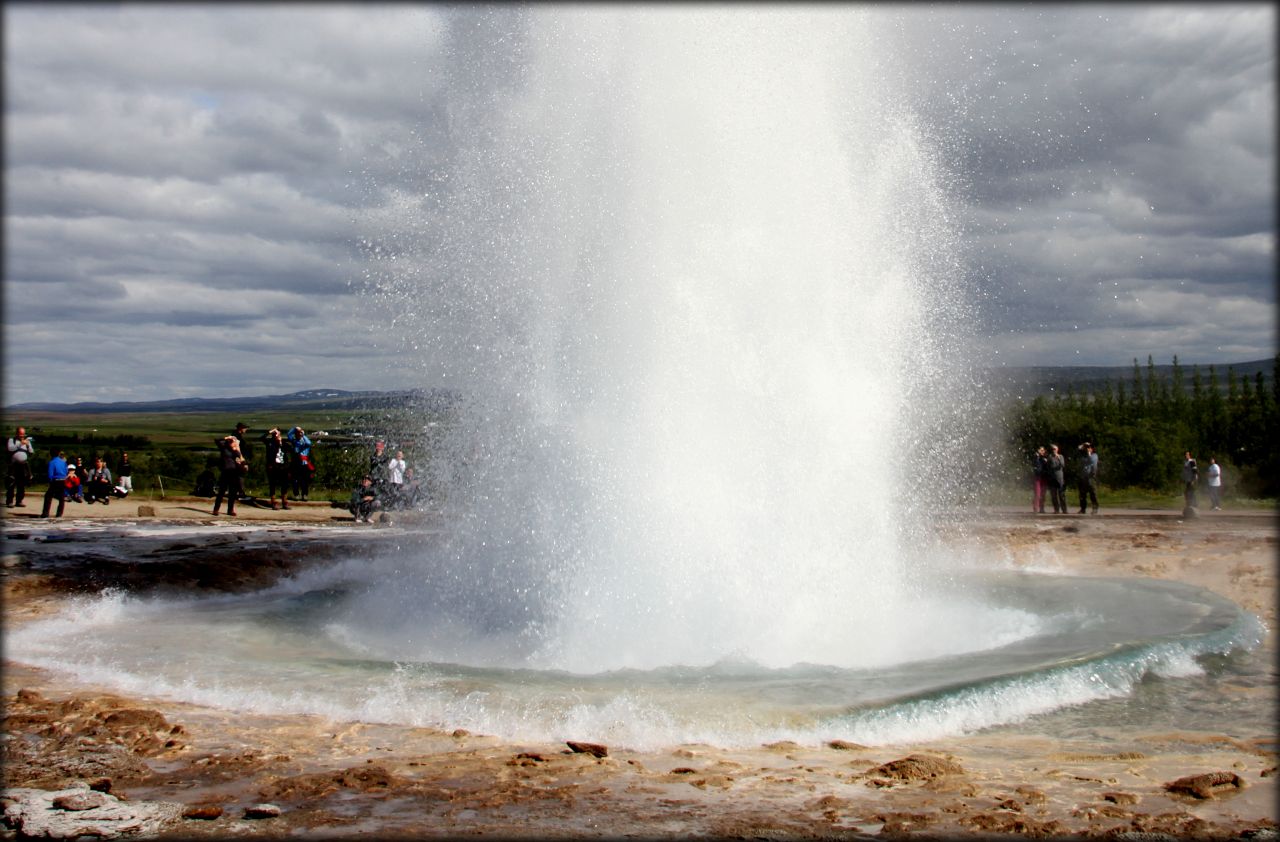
[827, 739, 867, 751]
[1163, 771, 1245, 799]
[87, 778, 113, 793]
[1102, 791, 1140, 805]
[137, 505, 156, 517]
[334, 764, 396, 790]
[566, 740, 608, 758]
[15, 688, 44, 703]
[103, 708, 169, 730]
[182, 805, 224, 820]
[867, 754, 965, 781]
[763, 740, 802, 752]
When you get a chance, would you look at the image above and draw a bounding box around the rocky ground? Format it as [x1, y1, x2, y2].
[1, 504, 1276, 839]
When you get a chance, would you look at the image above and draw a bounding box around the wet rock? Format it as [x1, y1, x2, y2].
[259, 763, 401, 800]
[874, 811, 935, 834]
[1163, 770, 1245, 799]
[244, 803, 282, 819]
[960, 812, 1065, 835]
[867, 754, 965, 782]
[2, 692, 182, 790]
[103, 708, 169, 730]
[1102, 791, 1140, 805]
[566, 740, 608, 758]
[2, 784, 182, 839]
[763, 740, 802, 752]
[827, 739, 867, 751]
[335, 764, 396, 790]
[182, 804, 223, 820]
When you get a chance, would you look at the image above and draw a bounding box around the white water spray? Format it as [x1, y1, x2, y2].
[359, 8, 981, 674]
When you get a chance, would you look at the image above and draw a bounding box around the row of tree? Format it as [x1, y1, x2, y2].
[1006, 355, 1279, 496]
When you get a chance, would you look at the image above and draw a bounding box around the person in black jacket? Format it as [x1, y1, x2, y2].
[1047, 444, 1067, 514]
[349, 475, 380, 523]
[212, 435, 245, 516]
[260, 427, 293, 510]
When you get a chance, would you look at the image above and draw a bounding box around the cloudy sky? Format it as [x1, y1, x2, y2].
[3, 4, 1274, 406]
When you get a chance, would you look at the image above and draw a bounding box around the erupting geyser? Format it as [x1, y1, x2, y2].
[359, 7, 989, 673]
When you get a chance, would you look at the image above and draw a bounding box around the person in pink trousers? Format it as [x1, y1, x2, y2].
[1031, 445, 1049, 513]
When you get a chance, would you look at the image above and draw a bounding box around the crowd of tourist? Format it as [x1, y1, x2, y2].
[6, 422, 428, 521]
[1030, 442, 1098, 515]
[204, 423, 426, 520]
[1029, 443, 1225, 515]
[4, 426, 135, 518]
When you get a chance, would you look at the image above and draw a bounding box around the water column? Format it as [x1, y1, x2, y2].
[367, 7, 967, 673]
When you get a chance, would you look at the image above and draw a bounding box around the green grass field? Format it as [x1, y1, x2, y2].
[8, 407, 1274, 511]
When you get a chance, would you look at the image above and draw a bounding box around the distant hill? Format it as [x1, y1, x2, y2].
[5, 358, 1274, 411]
[986, 358, 1274, 398]
[6, 388, 462, 414]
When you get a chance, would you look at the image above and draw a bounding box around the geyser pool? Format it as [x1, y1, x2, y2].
[5, 535, 1264, 749]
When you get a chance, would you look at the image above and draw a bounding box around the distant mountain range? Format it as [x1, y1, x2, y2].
[6, 388, 462, 414]
[6, 359, 1274, 412]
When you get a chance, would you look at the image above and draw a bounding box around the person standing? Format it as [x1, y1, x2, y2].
[40, 449, 69, 518]
[1076, 442, 1099, 515]
[400, 466, 424, 509]
[369, 440, 390, 494]
[212, 435, 246, 516]
[116, 452, 133, 495]
[260, 427, 293, 510]
[1182, 451, 1199, 509]
[1206, 457, 1222, 510]
[6, 426, 35, 507]
[287, 426, 314, 501]
[1031, 446, 1049, 513]
[1047, 444, 1067, 514]
[232, 423, 254, 504]
[386, 449, 407, 509]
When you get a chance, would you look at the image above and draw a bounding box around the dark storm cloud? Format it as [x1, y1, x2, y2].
[885, 5, 1275, 366]
[3, 5, 1274, 404]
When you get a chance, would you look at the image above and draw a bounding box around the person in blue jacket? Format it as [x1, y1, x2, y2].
[40, 450, 69, 518]
[287, 426, 314, 501]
